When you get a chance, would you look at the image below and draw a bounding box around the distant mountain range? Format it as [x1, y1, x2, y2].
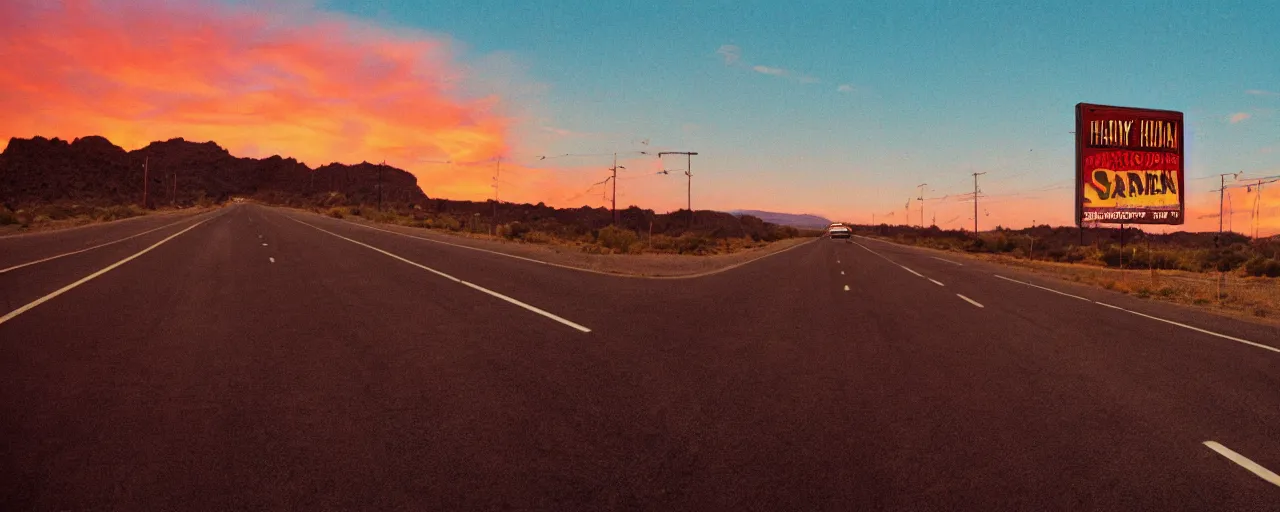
[728, 210, 833, 229]
[0, 135, 425, 209]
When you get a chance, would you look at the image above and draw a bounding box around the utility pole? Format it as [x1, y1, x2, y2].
[917, 183, 927, 228]
[142, 156, 149, 209]
[1215, 172, 1241, 247]
[972, 172, 986, 235]
[377, 160, 384, 211]
[492, 157, 501, 235]
[611, 153, 619, 225]
[658, 151, 698, 228]
[171, 169, 177, 206]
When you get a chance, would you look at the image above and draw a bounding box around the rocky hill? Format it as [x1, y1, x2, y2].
[0, 135, 425, 209]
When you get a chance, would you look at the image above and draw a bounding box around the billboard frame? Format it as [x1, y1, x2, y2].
[1075, 103, 1185, 226]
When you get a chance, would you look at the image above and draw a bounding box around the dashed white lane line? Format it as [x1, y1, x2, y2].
[840, 271, 845, 275]
[269, 257, 275, 263]
[931, 256, 963, 266]
[994, 274, 1091, 302]
[843, 285, 850, 291]
[0, 217, 194, 274]
[956, 294, 984, 308]
[289, 217, 592, 333]
[1095, 301, 1279, 354]
[0, 219, 211, 326]
[1203, 441, 1280, 488]
[262, 243, 268, 246]
[928, 278, 945, 287]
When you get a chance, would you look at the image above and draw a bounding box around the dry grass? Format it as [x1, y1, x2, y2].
[0, 203, 219, 235]
[972, 253, 1280, 325]
[309, 208, 815, 277]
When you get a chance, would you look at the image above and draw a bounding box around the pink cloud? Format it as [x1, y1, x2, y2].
[1229, 112, 1251, 124]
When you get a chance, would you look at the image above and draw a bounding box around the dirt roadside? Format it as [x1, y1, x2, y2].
[855, 234, 1280, 328]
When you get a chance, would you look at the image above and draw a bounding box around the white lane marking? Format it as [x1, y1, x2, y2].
[0, 217, 194, 274]
[837, 259, 841, 263]
[931, 256, 963, 266]
[315, 214, 814, 280]
[854, 241, 928, 279]
[929, 278, 945, 287]
[840, 271, 845, 275]
[993, 274, 1091, 302]
[956, 294, 984, 308]
[1096, 301, 1279, 354]
[0, 219, 211, 326]
[288, 217, 591, 333]
[261, 243, 268, 246]
[843, 285, 850, 291]
[269, 257, 275, 263]
[1203, 441, 1280, 488]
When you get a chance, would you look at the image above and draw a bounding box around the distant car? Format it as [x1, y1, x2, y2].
[827, 226, 851, 239]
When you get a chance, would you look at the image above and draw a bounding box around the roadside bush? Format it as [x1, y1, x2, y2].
[1244, 256, 1280, 277]
[596, 225, 638, 252]
[498, 221, 532, 240]
[676, 234, 712, 254]
[0, 209, 17, 225]
[522, 230, 555, 244]
[327, 207, 345, 219]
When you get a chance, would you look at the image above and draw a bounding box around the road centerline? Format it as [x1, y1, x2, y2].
[287, 217, 592, 333]
[956, 294, 984, 308]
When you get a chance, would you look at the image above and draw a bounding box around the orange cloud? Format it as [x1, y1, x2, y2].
[0, 0, 513, 199]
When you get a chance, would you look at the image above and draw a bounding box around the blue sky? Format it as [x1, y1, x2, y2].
[319, 0, 1279, 230]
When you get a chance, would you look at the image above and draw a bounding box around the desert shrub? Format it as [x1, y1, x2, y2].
[327, 207, 345, 219]
[0, 209, 17, 225]
[435, 215, 462, 231]
[498, 221, 532, 240]
[522, 230, 555, 244]
[596, 225, 638, 252]
[1244, 257, 1280, 277]
[676, 234, 712, 254]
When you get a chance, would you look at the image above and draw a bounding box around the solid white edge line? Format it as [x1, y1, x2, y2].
[956, 294, 985, 308]
[322, 214, 815, 280]
[1101, 301, 1279, 354]
[931, 256, 963, 266]
[1204, 441, 1280, 487]
[1013, 281, 1278, 353]
[0, 216, 197, 274]
[288, 217, 592, 333]
[929, 278, 945, 287]
[993, 274, 1091, 302]
[0, 218, 212, 326]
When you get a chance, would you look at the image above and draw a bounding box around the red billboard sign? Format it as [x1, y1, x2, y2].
[1075, 103, 1185, 225]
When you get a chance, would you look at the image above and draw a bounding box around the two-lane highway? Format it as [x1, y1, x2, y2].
[2, 203, 1277, 510]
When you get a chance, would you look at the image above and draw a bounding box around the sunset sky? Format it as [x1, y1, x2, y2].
[3, 0, 1278, 235]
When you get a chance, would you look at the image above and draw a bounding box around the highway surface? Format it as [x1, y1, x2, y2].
[2, 202, 1278, 510]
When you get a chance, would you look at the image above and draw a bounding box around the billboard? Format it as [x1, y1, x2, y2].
[1075, 103, 1185, 225]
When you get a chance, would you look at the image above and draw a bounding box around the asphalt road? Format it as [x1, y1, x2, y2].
[2, 202, 1278, 511]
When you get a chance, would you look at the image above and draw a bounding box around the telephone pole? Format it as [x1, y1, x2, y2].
[377, 160, 384, 211]
[658, 151, 698, 228]
[171, 169, 178, 206]
[492, 157, 501, 235]
[1215, 172, 1241, 247]
[917, 183, 927, 227]
[972, 172, 986, 234]
[611, 153, 619, 225]
[142, 156, 149, 209]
